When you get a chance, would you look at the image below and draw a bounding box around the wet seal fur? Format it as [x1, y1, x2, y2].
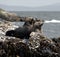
[6, 19, 44, 39]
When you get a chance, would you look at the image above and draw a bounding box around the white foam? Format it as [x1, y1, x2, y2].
[44, 19, 60, 23]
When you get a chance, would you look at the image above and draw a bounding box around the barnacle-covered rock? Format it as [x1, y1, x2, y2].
[0, 9, 60, 57]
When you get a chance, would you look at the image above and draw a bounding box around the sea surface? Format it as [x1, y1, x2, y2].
[11, 11, 60, 38]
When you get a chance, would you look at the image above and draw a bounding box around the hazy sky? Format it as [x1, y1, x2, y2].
[0, 0, 60, 7]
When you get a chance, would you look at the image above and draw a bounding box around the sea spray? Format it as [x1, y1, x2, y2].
[44, 19, 60, 23]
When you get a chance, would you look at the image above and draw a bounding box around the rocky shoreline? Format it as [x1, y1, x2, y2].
[0, 9, 60, 57]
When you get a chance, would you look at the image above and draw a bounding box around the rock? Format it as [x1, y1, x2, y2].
[0, 23, 60, 57]
[0, 21, 19, 35]
[29, 32, 48, 49]
[52, 37, 60, 53]
[28, 32, 60, 57]
[0, 9, 44, 24]
[0, 9, 20, 21]
[0, 34, 60, 57]
[0, 38, 30, 57]
[0, 9, 60, 57]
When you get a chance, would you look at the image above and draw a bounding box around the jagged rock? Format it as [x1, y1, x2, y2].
[52, 37, 60, 53]
[0, 21, 18, 36]
[0, 9, 60, 57]
[29, 32, 46, 49]
[0, 23, 60, 57]
[0, 37, 30, 57]
[28, 32, 60, 57]
[0, 31, 60, 57]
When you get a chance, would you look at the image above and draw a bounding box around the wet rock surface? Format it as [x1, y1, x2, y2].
[0, 21, 18, 35]
[0, 21, 60, 57]
[0, 33, 60, 57]
[0, 9, 60, 57]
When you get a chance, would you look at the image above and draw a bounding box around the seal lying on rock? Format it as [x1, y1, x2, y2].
[6, 27, 32, 39]
[5, 19, 44, 39]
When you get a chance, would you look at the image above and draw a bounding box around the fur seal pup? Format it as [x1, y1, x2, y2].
[6, 19, 44, 39]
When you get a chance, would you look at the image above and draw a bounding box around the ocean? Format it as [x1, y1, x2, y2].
[11, 11, 60, 38]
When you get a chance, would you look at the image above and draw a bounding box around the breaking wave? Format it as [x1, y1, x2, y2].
[45, 19, 60, 23]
